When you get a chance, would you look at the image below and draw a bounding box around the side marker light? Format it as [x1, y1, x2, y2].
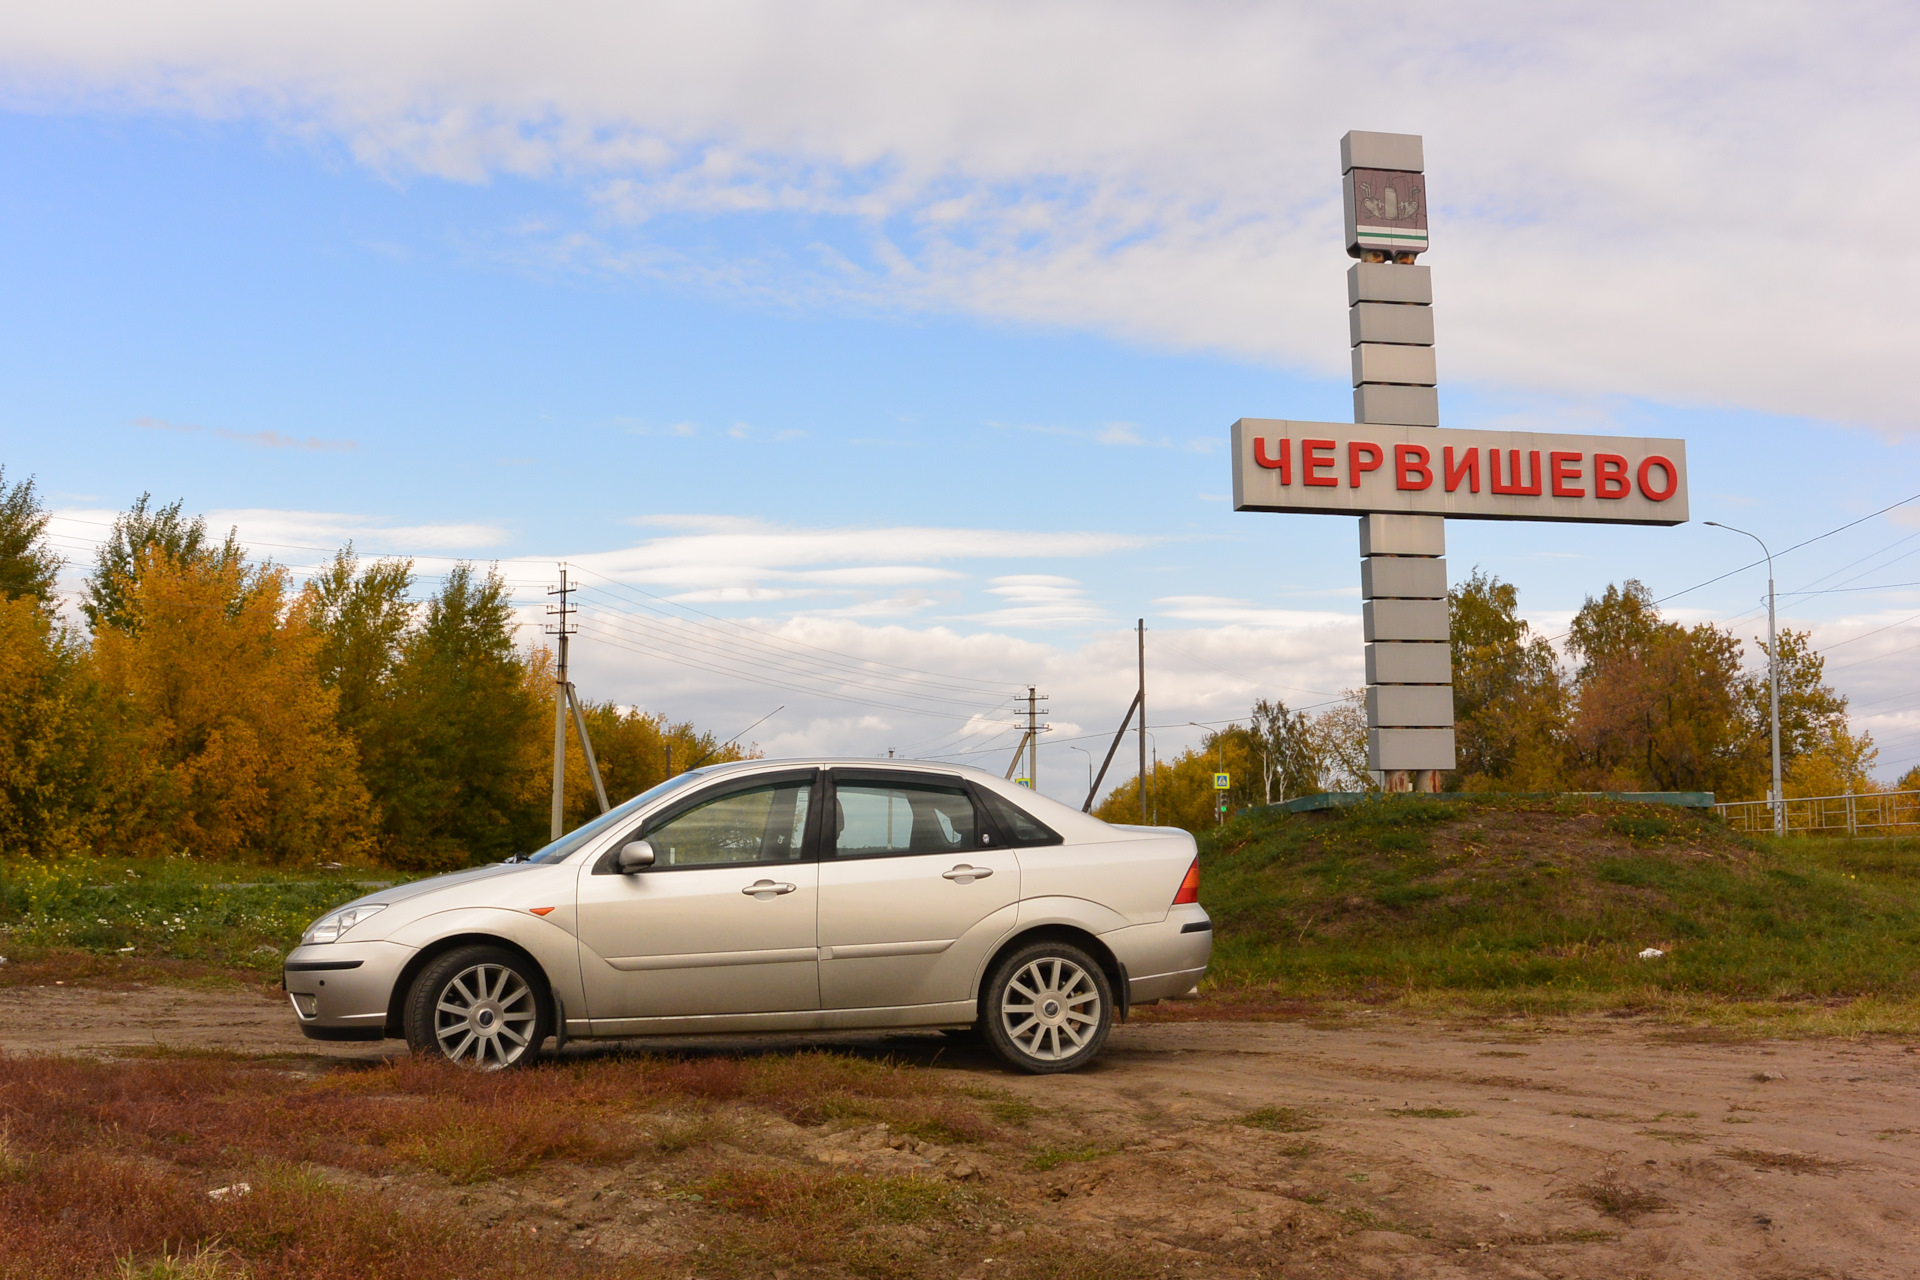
[529, 907, 556, 916]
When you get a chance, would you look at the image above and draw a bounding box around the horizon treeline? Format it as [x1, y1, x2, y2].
[0, 472, 743, 868]
[1099, 572, 1902, 833]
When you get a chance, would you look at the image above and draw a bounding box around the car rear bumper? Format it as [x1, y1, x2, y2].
[282, 940, 414, 1038]
[1104, 905, 1212, 1005]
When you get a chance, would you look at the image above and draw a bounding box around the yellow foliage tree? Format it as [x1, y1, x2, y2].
[91, 549, 375, 863]
[1784, 722, 1880, 798]
[0, 597, 99, 855]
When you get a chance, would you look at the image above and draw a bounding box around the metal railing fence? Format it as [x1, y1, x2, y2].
[1714, 789, 1920, 837]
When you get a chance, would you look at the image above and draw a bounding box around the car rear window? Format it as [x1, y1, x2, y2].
[976, 788, 1062, 847]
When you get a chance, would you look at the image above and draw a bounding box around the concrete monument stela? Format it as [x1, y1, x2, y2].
[1230, 131, 1690, 793]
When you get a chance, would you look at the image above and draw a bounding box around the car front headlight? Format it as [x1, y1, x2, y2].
[302, 903, 388, 945]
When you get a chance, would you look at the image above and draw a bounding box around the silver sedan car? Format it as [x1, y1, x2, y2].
[283, 759, 1211, 1073]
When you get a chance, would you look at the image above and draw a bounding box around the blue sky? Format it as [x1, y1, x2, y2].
[2, 3, 1916, 800]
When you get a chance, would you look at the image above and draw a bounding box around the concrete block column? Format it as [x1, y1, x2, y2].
[1343, 131, 1452, 791]
[1359, 514, 1454, 788]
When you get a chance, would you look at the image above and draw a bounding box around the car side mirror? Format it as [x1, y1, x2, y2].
[617, 840, 656, 873]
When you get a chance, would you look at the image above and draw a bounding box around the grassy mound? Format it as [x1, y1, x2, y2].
[1191, 796, 1920, 1020]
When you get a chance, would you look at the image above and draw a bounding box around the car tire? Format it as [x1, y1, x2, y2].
[403, 944, 549, 1070]
[980, 940, 1113, 1074]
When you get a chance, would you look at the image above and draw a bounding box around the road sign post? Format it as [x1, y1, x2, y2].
[1231, 132, 1689, 794]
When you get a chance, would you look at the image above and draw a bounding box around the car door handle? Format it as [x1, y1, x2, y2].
[942, 864, 993, 883]
[742, 879, 798, 899]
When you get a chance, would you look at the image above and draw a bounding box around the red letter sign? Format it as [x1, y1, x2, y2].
[1443, 446, 1480, 493]
[1550, 452, 1584, 498]
[1490, 449, 1543, 496]
[1395, 443, 1432, 491]
[1638, 455, 1678, 501]
[1253, 436, 1291, 483]
[1302, 439, 1337, 486]
[1348, 441, 1384, 487]
[1594, 453, 1629, 498]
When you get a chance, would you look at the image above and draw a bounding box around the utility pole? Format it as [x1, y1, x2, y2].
[1706, 522, 1785, 835]
[1008, 688, 1048, 788]
[1137, 619, 1147, 823]
[546, 567, 577, 841]
[1026, 686, 1039, 791]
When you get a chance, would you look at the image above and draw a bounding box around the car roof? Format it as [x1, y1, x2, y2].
[680, 757, 1132, 838]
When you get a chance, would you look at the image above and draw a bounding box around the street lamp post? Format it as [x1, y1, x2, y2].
[1067, 745, 1092, 803]
[1145, 731, 1159, 825]
[1705, 521, 1784, 836]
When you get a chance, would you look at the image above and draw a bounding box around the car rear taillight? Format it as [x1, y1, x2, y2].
[1172, 858, 1200, 905]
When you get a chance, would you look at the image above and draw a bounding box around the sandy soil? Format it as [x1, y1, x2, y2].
[9, 984, 1918, 1277]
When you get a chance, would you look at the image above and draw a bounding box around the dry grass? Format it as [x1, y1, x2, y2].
[0, 948, 267, 991]
[1237, 1105, 1320, 1132]
[1720, 1148, 1851, 1173]
[0, 1047, 1162, 1280]
[0, 1154, 600, 1280]
[1573, 1174, 1669, 1222]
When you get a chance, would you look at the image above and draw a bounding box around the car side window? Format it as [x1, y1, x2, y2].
[975, 788, 1062, 847]
[641, 780, 812, 868]
[833, 780, 976, 858]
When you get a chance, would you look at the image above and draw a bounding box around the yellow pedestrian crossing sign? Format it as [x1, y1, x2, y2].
[1213, 772, 1230, 790]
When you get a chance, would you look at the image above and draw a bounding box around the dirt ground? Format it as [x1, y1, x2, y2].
[7, 983, 1918, 1278]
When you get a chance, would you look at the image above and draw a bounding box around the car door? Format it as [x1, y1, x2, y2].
[574, 770, 821, 1023]
[816, 770, 1019, 1011]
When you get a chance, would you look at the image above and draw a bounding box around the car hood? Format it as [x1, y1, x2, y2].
[335, 861, 546, 912]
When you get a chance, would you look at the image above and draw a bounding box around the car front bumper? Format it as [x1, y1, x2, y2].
[1104, 904, 1213, 1005]
[282, 939, 415, 1040]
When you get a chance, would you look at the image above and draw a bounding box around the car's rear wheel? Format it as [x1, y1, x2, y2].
[403, 945, 548, 1069]
[981, 941, 1112, 1074]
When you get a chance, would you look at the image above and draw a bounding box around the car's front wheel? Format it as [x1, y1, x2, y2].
[403, 945, 549, 1069]
[981, 941, 1113, 1074]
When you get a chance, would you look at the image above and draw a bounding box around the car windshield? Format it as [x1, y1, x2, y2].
[519, 772, 709, 864]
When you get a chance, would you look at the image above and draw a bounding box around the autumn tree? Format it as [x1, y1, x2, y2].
[1249, 697, 1321, 803]
[90, 548, 375, 862]
[1564, 582, 1764, 797]
[0, 472, 95, 852]
[365, 564, 549, 869]
[1758, 628, 1876, 797]
[1565, 579, 1662, 678]
[0, 468, 61, 606]
[0, 598, 99, 854]
[1448, 569, 1567, 790]
[303, 547, 416, 746]
[84, 493, 241, 634]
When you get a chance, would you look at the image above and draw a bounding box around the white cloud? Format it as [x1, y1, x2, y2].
[967, 574, 1106, 628]
[1154, 594, 1354, 630]
[48, 506, 510, 558]
[3, 4, 1916, 430]
[570, 516, 1151, 591]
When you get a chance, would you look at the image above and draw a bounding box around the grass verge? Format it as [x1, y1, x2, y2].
[1163, 796, 1920, 1032]
[0, 857, 396, 984]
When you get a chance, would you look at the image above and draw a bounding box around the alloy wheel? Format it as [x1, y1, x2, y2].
[432, 962, 538, 1068]
[999, 956, 1102, 1062]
